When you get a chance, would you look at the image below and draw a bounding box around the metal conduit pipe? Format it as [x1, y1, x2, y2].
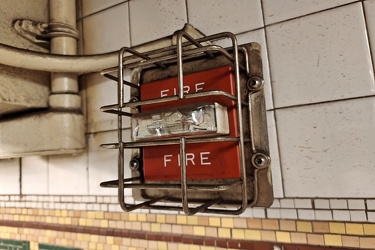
[0, 23, 206, 74]
[49, 0, 79, 109]
[0, 42, 118, 73]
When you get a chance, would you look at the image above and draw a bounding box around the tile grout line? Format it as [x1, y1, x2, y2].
[361, 0, 375, 83]
[259, 0, 286, 199]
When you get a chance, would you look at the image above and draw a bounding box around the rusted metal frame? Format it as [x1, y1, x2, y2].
[100, 44, 247, 81]
[107, 32, 250, 214]
[100, 136, 239, 150]
[115, 48, 168, 212]
[101, 181, 242, 190]
[100, 90, 237, 114]
[173, 30, 247, 215]
[248, 90, 271, 207]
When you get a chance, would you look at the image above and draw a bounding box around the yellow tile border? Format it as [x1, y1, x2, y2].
[2, 208, 375, 249]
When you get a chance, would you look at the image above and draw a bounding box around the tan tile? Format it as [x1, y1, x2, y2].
[146, 213, 156, 222]
[182, 225, 193, 235]
[290, 232, 307, 244]
[156, 214, 166, 223]
[104, 212, 112, 220]
[114, 237, 122, 245]
[172, 224, 183, 234]
[244, 229, 261, 241]
[312, 222, 330, 233]
[151, 223, 161, 232]
[324, 234, 342, 247]
[108, 220, 116, 228]
[120, 213, 129, 221]
[233, 218, 247, 228]
[296, 221, 312, 233]
[205, 227, 217, 237]
[307, 234, 325, 245]
[157, 241, 167, 250]
[261, 230, 276, 242]
[161, 224, 172, 233]
[187, 216, 198, 225]
[177, 215, 187, 224]
[137, 213, 146, 222]
[113, 212, 121, 221]
[128, 213, 137, 221]
[232, 229, 245, 239]
[138, 239, 148, 248]
[198, 216, 209, 226]
[221, 218, 234, 228]
[279, 220, 296, 231]
[364, 224, 375, 236]
[262, 219, 279, 230]
[360, 237, 375, 249]
[342, 236, 360, 248]
[193, 226, 205, 236]
[329, 222, 346, 234]
[346, 223, 364, 235]
[141, 222, 150, 231]
[165, 214, 176, 224]
[209, 217, 221, 227]
[218, 228, 231, 238]
[276, 232, 291, 243]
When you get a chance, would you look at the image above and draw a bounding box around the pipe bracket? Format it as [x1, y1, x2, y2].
[12, 19, 79, 48]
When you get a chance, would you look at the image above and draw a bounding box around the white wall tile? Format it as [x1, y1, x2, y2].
[239, 208, 253, 218]
[280, 199, 294, 208]
[330, 199, 348, 209]
[348, 200, 365, 210]
[88, 130, 132, 195]
[21, 156, 48, 195]
[267, 111, 283, 198]
[277, 97, 375, 197]
[215, 29, 273, 110]
[82, 0, 126, 17]
[267, 208, 281, 218]
[350, 211, 367, 222]
[367, 212, 375, 222]
[48, 152, 88, 195]
[280, 209, 298, 219]
[294, 199, 312, 209]
[262, 0, 357, 25]
[364, 0, 375, 70]
[298, 209, 315, 220]
[314, 199, 330, 209]
[315, 210, 332, 221]
[332, 210, 350, 221]
[85, 71, 132, 133]
[367, 199, 375, 210]
[83, 2, 130, 54]
[129, 0, 187, 46]
[252, 208, 266, 218]
[267, 3, 375, 108]
[86, 73, 120, 133]
[187, 0, 263, 35]
[0, 158, 19, 195]
[270, 199, 280, 208]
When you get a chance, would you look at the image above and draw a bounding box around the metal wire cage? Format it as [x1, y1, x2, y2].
[99, 27, 273, 215]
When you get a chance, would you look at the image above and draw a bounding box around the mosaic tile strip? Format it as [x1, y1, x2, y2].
[0, 208, 375, 249]
[0, 196, 374, 222]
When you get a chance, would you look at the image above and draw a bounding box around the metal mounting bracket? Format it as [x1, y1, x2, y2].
[99, 25, 273, 215]
[12, 19, 79, 49]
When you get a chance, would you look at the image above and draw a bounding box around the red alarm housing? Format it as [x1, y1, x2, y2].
[139, 66, 240, 181]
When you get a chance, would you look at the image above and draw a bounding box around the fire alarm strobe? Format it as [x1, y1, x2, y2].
[99, 28, 273, 215]
[139, 66, 240, 181]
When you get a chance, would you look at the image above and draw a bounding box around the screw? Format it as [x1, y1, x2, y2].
[129, 97, 138, 103]
[129, 158, 140, 171]
[247, 77, 264, 91]
[252, 153, 270, 169]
